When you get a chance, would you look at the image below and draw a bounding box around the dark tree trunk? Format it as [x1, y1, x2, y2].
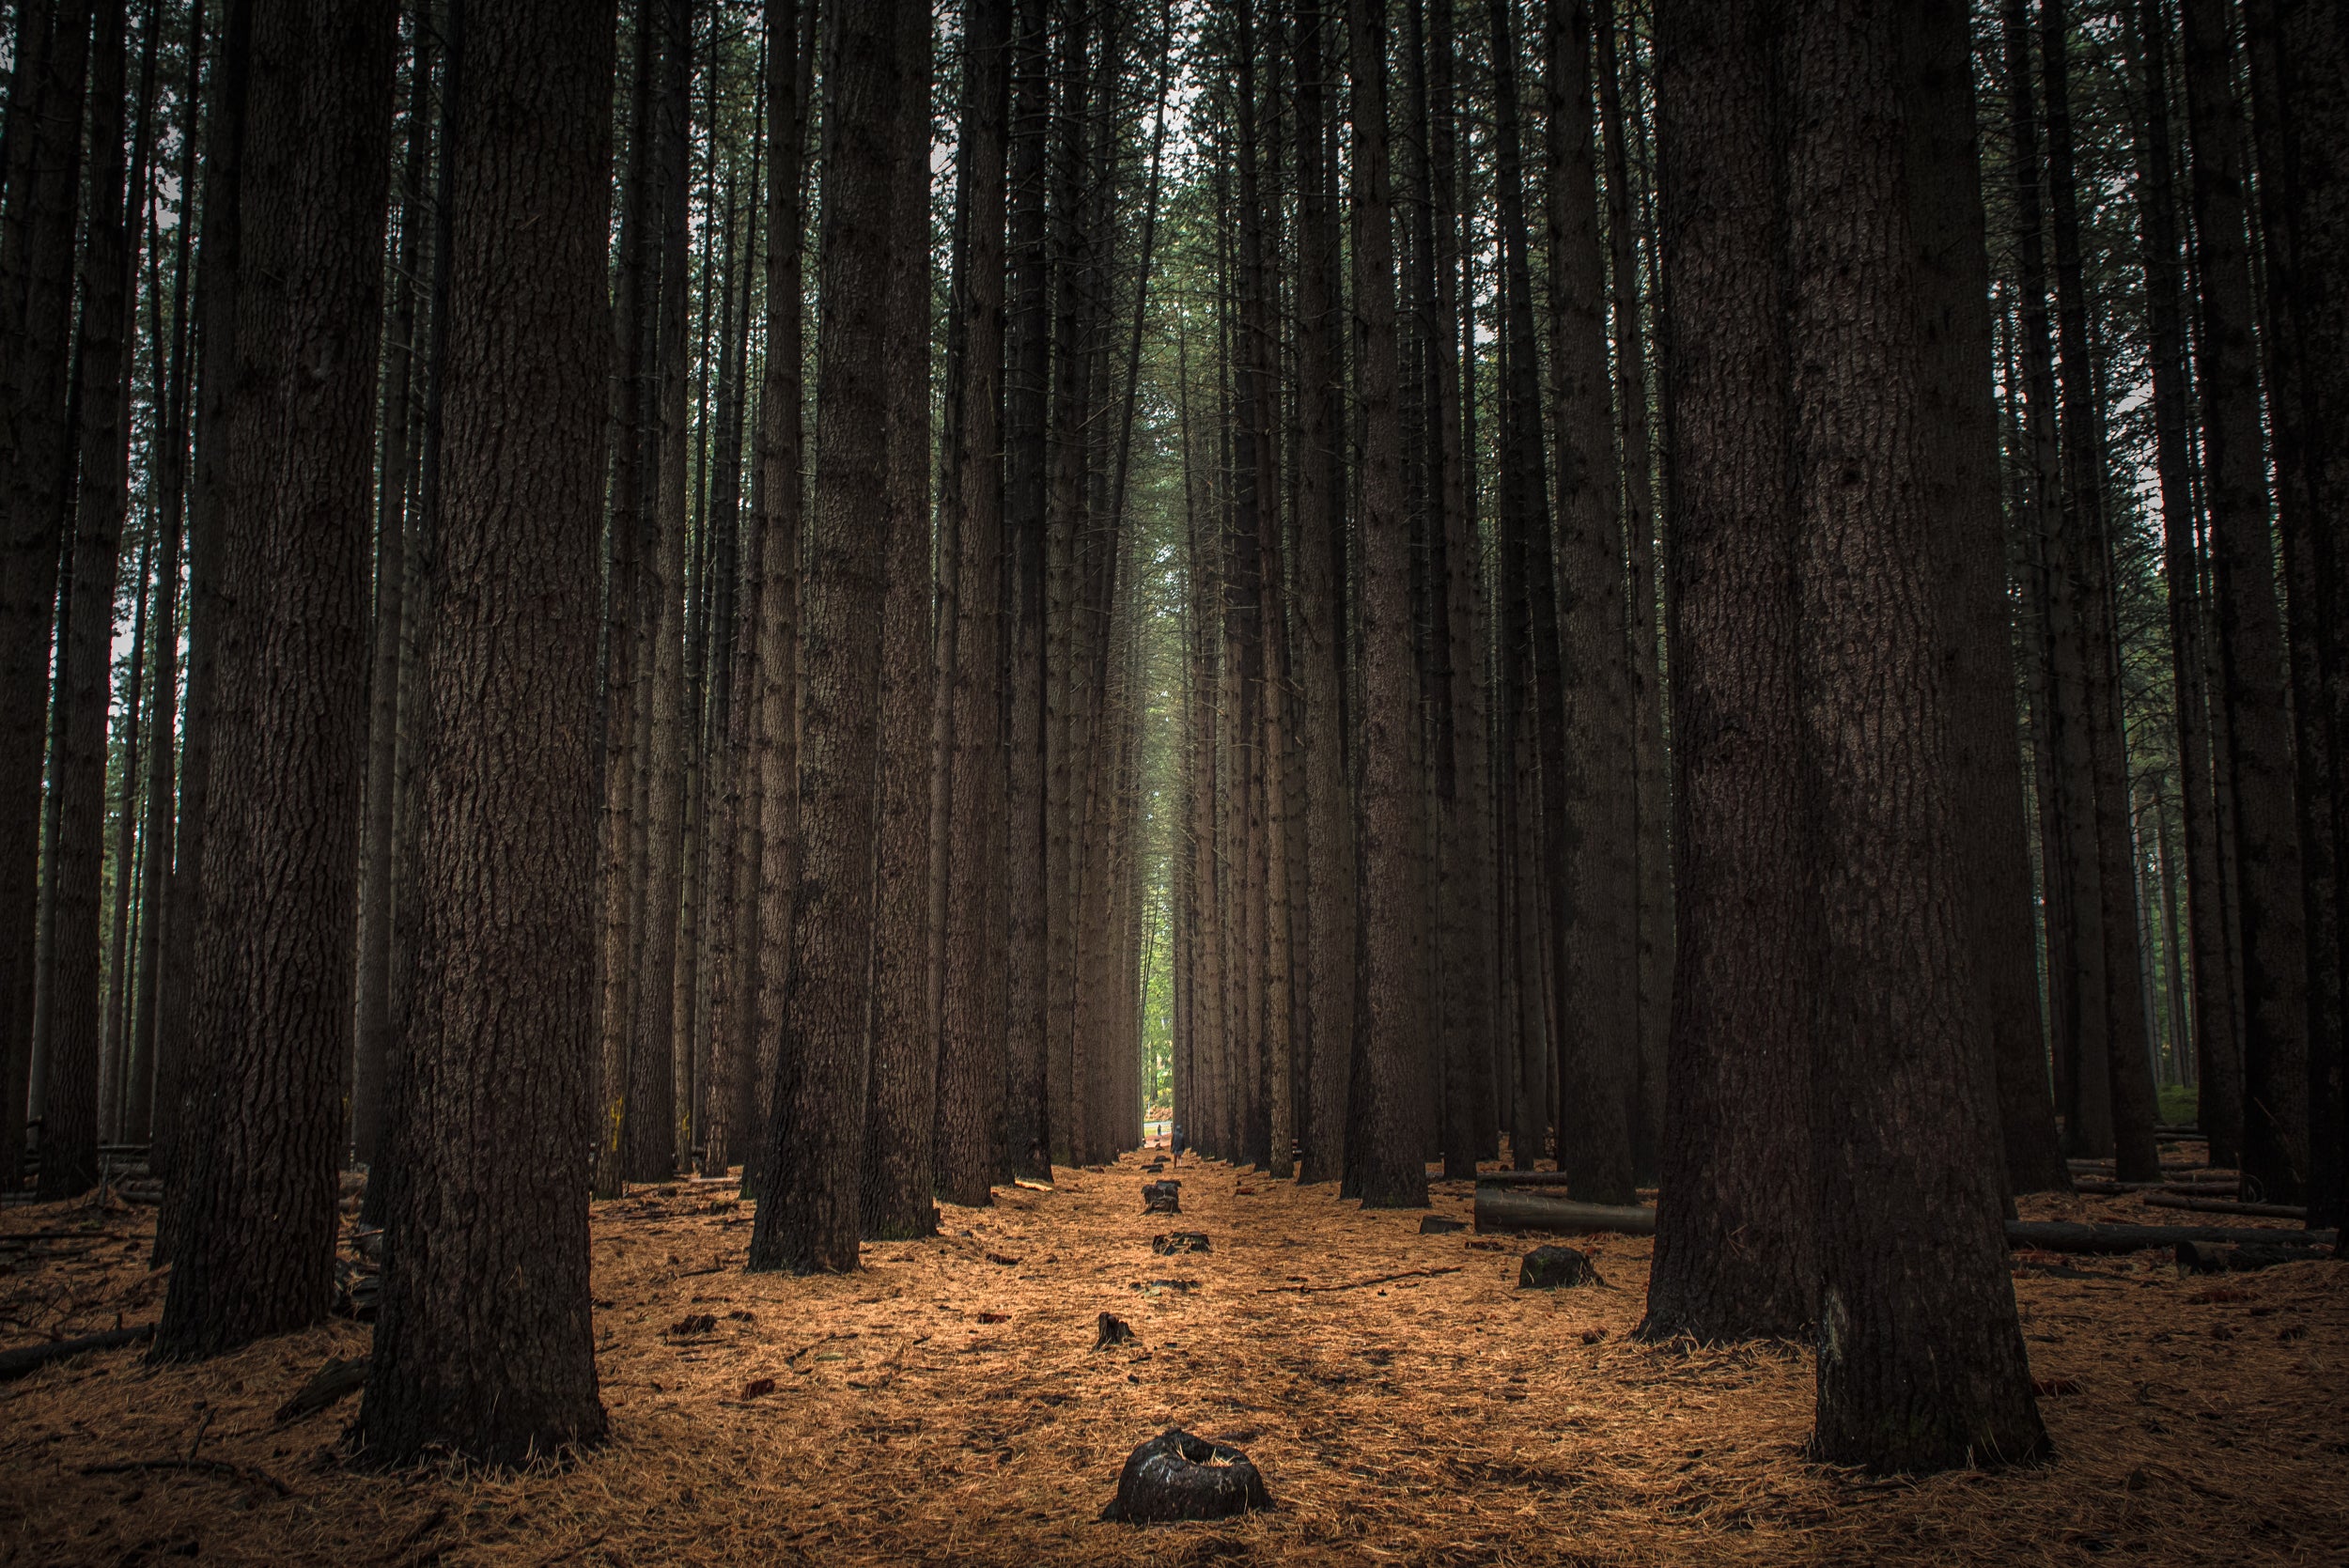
[2041, 0, 2161, 1182]
[2126, 0, 2242, 1172]
[1787, 0, 2046, 1474]
[157, 0, 396, 1360]
[362, 0, 616, 1465]
[1000, 0, 1052, 1186]
[2239, 0, 2349, 1227]
[1544, 0, 1639, 1206]
[747, 0, 911, 1274]
[934, 0, 1015, 1204]
[1904, 0, 2069, 1199]
[860, 0, 937, 1240]
[743, 0, 813, 1192]
[0, 0, 90, 1191]
[1639, 0, 1814, 1344]
[1347, 0, 1429, 1210]
[41, 0, 133, 1201]
[2180, 0, 2309, 1203]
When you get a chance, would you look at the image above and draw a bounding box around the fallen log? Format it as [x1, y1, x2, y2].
[0, 1324, 155, 1382]
[2143, 1193, 2308, 1220]
[1472, 1171, 1575, 1188]
[1473, 1191, 1657, 1235]
[2005, 1220, 2335, 1254]
[2176, 1237, 2334, 1273]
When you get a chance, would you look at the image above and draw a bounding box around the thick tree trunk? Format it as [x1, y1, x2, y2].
[1544, 0, 1639, 1206]
[41, 0, 133, 1200]
[934, 0, 1015, 1204]
[1000, 0, 1052, 1185]
[860, 0, 937, 1240]
[1639, 0, 1814, 1344]
[747, 0, 910, 1274]
[1787, 0, 2046, 1474]
[156, 0, 395, 1359]
[2180, 0, 2308, 1203]
[1347, 0, 1429, 1210]
[1905, 0, 2069, 1199]
[0, 0, 90, 1191]
[362, 0, 615, 1464]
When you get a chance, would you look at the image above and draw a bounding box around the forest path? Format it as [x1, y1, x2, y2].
[2, 1153, 2346, 1564]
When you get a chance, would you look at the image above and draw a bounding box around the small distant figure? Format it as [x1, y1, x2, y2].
[1170, 1122, 1186, 1167]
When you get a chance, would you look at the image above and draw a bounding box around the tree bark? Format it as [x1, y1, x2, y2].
[860, 0, 937, 1240]
[1347, 0, 1429, 1210]
[1639, 0, 1814, 1344]
[362, 0, 616, 1464]
[2180, 0, 2308, 1203]
[747, 0, 910, 1274]
[156, 0, 395, 1359]
[1789, 0, 2046, 1474]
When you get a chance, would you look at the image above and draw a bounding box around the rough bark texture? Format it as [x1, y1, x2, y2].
[1544, 0, 1639, 1206]
[1789, 0, 2047, 1474]
[1904, 0, 2069, 1199]
[157, 0, 395, 1360]
[1639, 0, 1814, 1344]
[861, 0, 938, 1241]
[41, 0, 132, 1200]
[1347, 0, 1429, 1211]
[748, 0, 907, 1274]
[361, 0, 615, 1464]
[0, 0, 91, 1191]
[2180, 0, 2308, 1203]
[934, 0, 1015, 1205]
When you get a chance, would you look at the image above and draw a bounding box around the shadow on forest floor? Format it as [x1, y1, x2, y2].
[1, 1143, 2343, 1564]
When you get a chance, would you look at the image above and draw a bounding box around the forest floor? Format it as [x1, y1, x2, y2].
[2, 1141, 2344, 1566]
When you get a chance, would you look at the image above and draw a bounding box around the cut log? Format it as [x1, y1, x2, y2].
[1472, 1171, 1577, 1187]
[2005, 1220, 2336, 1254]
[2176, 1238, 2335, 1273]
[1473, 1190, 1657, 1235]
[0, 1325, 155, 1381]
[2143, 1194, 2308, 1220]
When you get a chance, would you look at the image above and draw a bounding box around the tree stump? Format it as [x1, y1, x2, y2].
[1518, 1244, 1603, 1290]
[1143, 1181, 1181, 1215]
[1099, 1430, 1272, 1523]
[1153, 1232, 1210, 1255]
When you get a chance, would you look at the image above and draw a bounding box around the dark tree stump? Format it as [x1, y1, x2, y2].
[1518, 1245, 1603, 1290]
[1143, 1181, 1181, 1215]
[1420, 1216, 1466, 1234]
[1094, 1312, 1136, 1349]
[1153, 1232, 1210, 1255]
[1099, 1430, 1273, 1523]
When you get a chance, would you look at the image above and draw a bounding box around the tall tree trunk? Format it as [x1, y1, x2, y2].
[1543, 0, 1639, 1205]
[0, 0, 91, 1191]
[1293, 0, 1354, 1187]
[43, 0, 134, 1197]
[934, 0, 1014, 1203]
[2180, 0, 2308, 1202]
[2127, 0, 2242, 1169]
[1639, 0, 1814, 1343]
[1347, 0, 1429, 1210]
[747, 0, 909, 1274]
[2240, 0, 2348, 1227]
[2042, 0, 2161, 1182]
[861, 0, 937, 1239]
[362, 0, 616, 1463]
[157, 0, 395, 1358]
[1906, 0, 2069, 1199]
[1787, 0, 2046, 1474]
[999, 0, 1052, 1184]
[628, 0, 692, 1184]
[1595, 0, 1669, 1181]
[595, 0, 661, 1199]
[742, 0, 813, 1192]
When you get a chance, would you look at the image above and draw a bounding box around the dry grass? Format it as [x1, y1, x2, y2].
[2, 1141, 2343, 1566]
